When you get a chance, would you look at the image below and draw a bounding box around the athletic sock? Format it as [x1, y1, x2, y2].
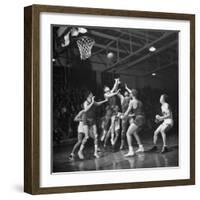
[124, 146, 135, 157]
[129, 146, 134, 152]
[94, 144, 97, 153]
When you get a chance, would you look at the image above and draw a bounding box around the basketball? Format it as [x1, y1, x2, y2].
[107, 52, 114, 60]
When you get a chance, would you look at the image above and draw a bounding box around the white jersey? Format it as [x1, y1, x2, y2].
[161, 103, 173, 126]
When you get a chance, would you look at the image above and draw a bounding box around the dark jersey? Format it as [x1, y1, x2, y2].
[84, 101, 98, 120]
[122, 97, 131, 113]
[108, 96, 117, 107]
[132, 100, 144, 116]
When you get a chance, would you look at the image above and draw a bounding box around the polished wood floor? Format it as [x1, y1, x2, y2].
[53, 133, 178, 173]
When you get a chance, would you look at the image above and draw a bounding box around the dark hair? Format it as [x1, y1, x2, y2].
[131, 89, 138, 98]
[84, 90, 92, 99]
[162, 94, 169, 102]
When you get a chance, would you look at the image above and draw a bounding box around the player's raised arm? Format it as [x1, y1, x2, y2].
[110, 78, 120, 93]
[95, 98, 108, 106]
[74, 110, 85, 122]
[83, 96, 95, 112]
[125, 83, 132, 94]
[117, 92, 124, 105]
[104, 89, 120, 99]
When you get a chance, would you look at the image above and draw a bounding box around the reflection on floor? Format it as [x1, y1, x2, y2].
[53, 133, 178, 173]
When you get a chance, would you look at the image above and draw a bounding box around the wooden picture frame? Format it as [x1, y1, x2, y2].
[24, 4, 195, 194]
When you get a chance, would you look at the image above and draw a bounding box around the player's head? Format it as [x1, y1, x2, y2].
[160, 94, 168, 104]
[85, 91, 93, 102]
[124, 91, 129, 97]
[130, 89, 138, 99]
[88, 92, 93, 101]
[104, 86, 110, 93]
[80, 103, 84, 109]
[113, 105, 119, 113]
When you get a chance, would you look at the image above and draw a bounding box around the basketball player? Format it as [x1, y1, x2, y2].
[104, 105, 121, 148]
[111, 105, 121, 147]
[122, 89, 145, 157]
[124, 83, 132, 94]
[117, 87, 131, 150]
[100, 106, 112, 143]
[68, 96, 95, 160]
[79, 91, 108, 159]
[61, 27, 88, 47]
[101, 78, 121, 142]
[103, 78, 120, 103]
[151, 94, 173, 153]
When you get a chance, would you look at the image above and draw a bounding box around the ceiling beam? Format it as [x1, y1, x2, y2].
[92, 48, 105, 56]
[128, 30, 158, 40]
[94, 43, 127, 54]
[118, 61, 177, 77]
[112, 28, 158, 41]
[142, 61, 178, 76]
[116, 29, 150, 42]
[103, 32, 174, 72]
[117, 40, 178, 72]
[119, 72, 141, 77]
[90, 30, 142, 47]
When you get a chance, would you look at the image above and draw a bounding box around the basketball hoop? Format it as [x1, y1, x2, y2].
[76, 36, 95, 60]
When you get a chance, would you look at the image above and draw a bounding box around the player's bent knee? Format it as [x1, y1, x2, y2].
[77, 140, 82, 145]
[161, 131, 166, 135]
[154, 130, 160, 135]
[126, 130, 132, 136]
[161, 126, 167, 133]
[133, 131, 138, 136]
[82, 136, 89, 144]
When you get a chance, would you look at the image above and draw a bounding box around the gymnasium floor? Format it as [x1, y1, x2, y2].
[52, 132, 178, 173]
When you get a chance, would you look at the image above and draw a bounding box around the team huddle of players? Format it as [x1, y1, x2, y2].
[69, 78, 174, 160]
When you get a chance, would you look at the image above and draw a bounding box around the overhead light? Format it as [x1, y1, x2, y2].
[152, 73, 156, 76]
[149, 46, 156, 52]
[52, 58, 56, 62]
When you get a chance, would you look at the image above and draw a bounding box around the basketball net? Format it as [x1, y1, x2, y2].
[76, 36, 95, 60]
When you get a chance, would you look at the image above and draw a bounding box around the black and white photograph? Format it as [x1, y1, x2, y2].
[52, 25, 179, 173]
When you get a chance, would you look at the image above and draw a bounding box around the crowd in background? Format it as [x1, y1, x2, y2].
[53, 85, 87, 143]
[53, 84, 178, 144]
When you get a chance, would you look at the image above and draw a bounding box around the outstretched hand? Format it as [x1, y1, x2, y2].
[114, 78, 119, 82]
[114, 78, 120, 84]
[155, 114, 162, 121]
[92, 96, 95, 102]
[116, 89, 121, 94]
